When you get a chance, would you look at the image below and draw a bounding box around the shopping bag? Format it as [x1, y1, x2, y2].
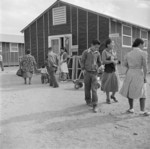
[16, 68, 23, 77]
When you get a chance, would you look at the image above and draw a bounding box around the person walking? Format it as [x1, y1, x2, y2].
[120, 38, 149, 116]
[47, 47, 59, 88]
[20, 49, 37, 84]
[81, 39, 101, 113]
[60, 47, 69, 82]
[0, 54, 4, 71]
[101, 38, 119, 104]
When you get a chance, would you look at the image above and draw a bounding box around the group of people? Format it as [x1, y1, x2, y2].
[19, 37, 149, 115]
[19, 47, 69, 87]
[81, 38, 149, 115]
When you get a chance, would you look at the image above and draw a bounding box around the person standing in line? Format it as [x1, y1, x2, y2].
[20, 49, 37, 85]
[120, 38, 149, 116]
[101, 38, 119, 104]
[0, 54, 4, 71]
[48, 47, 59, 88]
[81, 39, 101, 113]
[60, 47, 69, 82]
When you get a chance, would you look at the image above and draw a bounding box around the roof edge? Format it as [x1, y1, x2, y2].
[21, 0, 150, 33]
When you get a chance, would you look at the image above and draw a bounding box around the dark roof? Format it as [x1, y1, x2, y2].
[21, 0, 150, 32]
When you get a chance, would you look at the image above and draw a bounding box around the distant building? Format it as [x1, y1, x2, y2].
[21, 0, 150, 67]
[0, 34, 24, 66]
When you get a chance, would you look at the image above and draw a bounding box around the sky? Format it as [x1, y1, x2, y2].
[0, 0, 150, 35]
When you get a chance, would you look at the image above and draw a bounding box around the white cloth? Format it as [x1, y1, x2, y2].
[60, 54, 68, 73]
[0, 55, 3, 61]
[41, 68, 48, 74]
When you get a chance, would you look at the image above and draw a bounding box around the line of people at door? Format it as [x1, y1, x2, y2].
[81, 38, 149, 115]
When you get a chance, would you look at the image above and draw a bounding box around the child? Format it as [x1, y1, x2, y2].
[41, 65, 49, 84]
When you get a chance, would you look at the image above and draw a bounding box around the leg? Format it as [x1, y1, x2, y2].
[63, 73, 67, 81]
[140, 98, 145, 111]
[84, 71, 91, 104]
[111, 92, 118, 102]
[41, 75, 44, 84]
[127, 98, 134, 113]
[91, 74, 98, 106]
[106, 92, 111, 104]
[24, 78, 27, 84]
[50, 71, 59, 88]
[29, 78, 31, 84]
[47, 68, 53, 86]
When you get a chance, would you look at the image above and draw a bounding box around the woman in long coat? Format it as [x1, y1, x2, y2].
[120, 38, 149, 116]
[20, 49, 36, 84]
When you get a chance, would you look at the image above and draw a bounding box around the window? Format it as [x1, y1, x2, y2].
[140, 30, 148, 49]
[10, 43, 18, 52]
[53, 6, 66, 25]
[122, 25, 132, 47]
[0, 42, 2, 52]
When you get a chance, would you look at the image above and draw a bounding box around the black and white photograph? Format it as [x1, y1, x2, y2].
[0, 0, 150, 149]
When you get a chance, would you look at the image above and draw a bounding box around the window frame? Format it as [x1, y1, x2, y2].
[122, 24, 132, 48]
[10, 43, 18, 52]
[140, 29, 148, 49]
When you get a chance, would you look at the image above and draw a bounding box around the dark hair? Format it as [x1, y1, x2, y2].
[132, 38, 144, 47]
[61, 47, 67, 53]
[105, 38, 112, 48]
[26, 49, 31, 54]
[42, 65, 45, 68]
[48, 47, 52, 51]
[92, 39, 101, 45]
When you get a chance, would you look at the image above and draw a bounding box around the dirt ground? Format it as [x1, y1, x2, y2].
[0, 67, 150, 149]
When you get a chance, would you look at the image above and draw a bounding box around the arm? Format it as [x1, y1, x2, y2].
[142, 52, 148, 81]
[80, 50, 87, 70]
[97, 52, 101, 67]
[102, 51, 113, 64]
[123, 55, 128, 68]
[62, 52, 68, 62]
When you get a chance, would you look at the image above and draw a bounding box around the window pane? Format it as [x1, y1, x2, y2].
[123, 26, 131, 36]
[143, 39, 148, 48]
[141, 31, 147, 39]
[11, 43, 18, 52]
[123, 36, 131, 46]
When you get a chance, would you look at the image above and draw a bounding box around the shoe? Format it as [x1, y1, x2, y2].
[93, 105, 98, 113]
[110, 95, 118, 102]
[139, 111, 150, 116]
[106, 99, 111, 104]
[126, 109, 134, 113]
[86, 102, 92, 107]
[53, 86, 59, 88]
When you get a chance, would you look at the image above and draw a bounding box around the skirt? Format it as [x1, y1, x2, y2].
[120, 69, 146, 99]
[60, 62, 69, 73]
[23, 71, 33, 78]
[101, 71, 119, 92]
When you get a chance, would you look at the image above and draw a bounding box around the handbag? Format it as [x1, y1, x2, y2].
[16, 68, 23, 77]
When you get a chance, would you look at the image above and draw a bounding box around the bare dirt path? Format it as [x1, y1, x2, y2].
[0, 67, 150, 149]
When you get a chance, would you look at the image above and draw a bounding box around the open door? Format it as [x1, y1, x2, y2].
[50, 38, 60, 55]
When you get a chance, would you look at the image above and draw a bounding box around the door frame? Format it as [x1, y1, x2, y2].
[48, 34, 72, 55]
